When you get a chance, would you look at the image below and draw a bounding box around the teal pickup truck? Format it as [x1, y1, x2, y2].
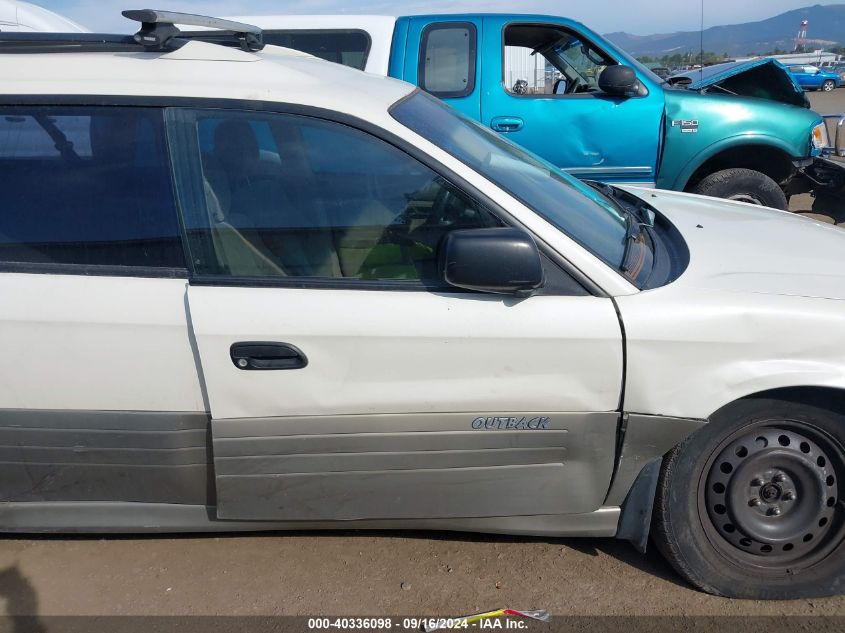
[207, 13, 835, 209]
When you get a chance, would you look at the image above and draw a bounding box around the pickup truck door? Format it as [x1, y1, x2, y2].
[166, 105, 624, 523]
[400, 16, 483, 120]
[480, 16, 665, 186]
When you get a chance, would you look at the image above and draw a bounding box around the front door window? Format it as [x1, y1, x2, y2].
[167, 109, 500, 283]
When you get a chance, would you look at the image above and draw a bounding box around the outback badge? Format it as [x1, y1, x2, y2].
[472, 416, 551, 430]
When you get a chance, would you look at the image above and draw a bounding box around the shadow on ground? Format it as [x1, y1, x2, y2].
[0, 564, 46, 631]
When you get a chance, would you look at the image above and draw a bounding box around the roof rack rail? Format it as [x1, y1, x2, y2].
[0, 33, 142, 54]
[122, 9, 264, 52]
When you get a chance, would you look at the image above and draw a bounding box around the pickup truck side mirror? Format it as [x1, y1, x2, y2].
[439, 228, 544, 296]
[598, 65, 638, 97]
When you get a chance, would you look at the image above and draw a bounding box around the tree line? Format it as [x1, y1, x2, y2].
[638, 45, 845, 67]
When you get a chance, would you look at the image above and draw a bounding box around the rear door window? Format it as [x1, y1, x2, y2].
[0, 106, 184, 270]
[418, 23, 477, 98]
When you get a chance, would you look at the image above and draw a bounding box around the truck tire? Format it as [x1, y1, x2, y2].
[823, 79, 837, 92]
[652, 397, 845, 599]
[690, 167, 788, 209]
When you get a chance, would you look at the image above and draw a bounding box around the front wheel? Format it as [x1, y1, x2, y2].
[652, 397, 845, 598]
[690, 167, 788, 210]
[823, 79, 837, 92]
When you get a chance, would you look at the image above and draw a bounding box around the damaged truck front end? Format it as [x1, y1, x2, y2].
[664, 58, 845, 208]
[667, 58, 845, 209]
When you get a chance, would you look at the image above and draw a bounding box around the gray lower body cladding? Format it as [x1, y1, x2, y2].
[0, 409, 212, 505]
[0, 409, 704, 534]
[212, 412, 618, 521]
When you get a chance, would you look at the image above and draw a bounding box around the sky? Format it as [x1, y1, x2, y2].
[28, 0, 845, 35]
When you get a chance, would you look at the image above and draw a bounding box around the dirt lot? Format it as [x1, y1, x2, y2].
[2, 90, 845, 625]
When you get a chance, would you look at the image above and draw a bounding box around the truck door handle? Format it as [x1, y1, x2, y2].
[230, 342, 308, 371]
[490, 116, 524, 132]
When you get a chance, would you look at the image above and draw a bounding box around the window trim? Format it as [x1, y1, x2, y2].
[263, 29, 372, 71]
[0, 103, 189, 278]
[0, 261, 188, 278]
[418, 21, 478, 99]
[0, 94, 602, 297]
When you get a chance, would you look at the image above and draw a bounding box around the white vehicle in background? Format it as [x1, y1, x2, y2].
[0, 9, 844, 602]
[0, 0, 87, 32]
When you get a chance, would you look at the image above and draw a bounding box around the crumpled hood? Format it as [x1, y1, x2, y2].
[668, 58, 809, 108]
[625, 187, 845, 301]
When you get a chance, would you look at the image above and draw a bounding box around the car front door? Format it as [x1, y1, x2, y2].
[480, 17, 665, 186]
[166, 106, 624, 522]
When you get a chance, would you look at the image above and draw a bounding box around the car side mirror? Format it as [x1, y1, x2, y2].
[598, 65, 638, 97]
[440, 228, 544, 297]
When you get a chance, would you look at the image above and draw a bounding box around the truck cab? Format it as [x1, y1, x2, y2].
[226, 13, 828, 209]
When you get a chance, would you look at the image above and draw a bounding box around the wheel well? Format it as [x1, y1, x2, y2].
[684, 145, 796, 191]
[711, 386, 845, 420]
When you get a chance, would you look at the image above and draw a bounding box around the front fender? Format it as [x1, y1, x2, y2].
[617, 289, 845, 421]
[667, 134, 800, 191]
[657, 90, 818, 190]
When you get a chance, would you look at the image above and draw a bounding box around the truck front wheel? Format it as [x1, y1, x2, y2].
[690, 168, 788, 210]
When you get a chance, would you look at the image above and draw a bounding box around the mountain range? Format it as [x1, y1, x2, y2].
[604, 4, 845, 57]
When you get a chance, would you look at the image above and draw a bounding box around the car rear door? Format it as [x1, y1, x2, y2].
[166, 105, 623, 522]
[0, 104, 208, 509]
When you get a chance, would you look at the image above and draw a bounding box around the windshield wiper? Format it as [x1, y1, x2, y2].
[586, 180, 654, 226]
[620, 212, 644, 274]
[586, 180, 655, 277]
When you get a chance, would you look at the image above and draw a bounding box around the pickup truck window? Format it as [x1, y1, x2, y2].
[262, 30, 371, 70]
[419, 23, 477, 98]
[392, 91, 627, 270]
[504, 24, 614, 96]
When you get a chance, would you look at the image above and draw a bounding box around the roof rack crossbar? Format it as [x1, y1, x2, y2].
[121, 9, 263, 52]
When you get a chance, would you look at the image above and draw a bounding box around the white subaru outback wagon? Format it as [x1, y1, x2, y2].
[0, 10, 843, 600]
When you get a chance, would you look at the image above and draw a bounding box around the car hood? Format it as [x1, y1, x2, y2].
[668, 58, 809, 108]
[625, 187, 845, 301]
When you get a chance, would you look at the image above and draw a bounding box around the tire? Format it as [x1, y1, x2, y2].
[823, 79, 836, 92]
[690, 167, 788, 210]
[652, 396, 845, 599]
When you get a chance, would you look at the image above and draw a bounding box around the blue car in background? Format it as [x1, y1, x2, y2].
[788, 65, 841, 91]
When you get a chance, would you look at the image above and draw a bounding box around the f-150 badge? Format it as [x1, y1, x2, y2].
[472, 416, 551, 430]
[672, 119, 699, 133]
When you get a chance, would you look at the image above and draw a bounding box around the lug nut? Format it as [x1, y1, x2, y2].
[773, 473, 787, 483]
[751, 478, 765, 487]
[749, 498, 762, 507]
[783, 491, 796, 501]
[767, 506, 782, 516]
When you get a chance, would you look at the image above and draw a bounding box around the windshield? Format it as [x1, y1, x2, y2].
[391, 91, 627, 269]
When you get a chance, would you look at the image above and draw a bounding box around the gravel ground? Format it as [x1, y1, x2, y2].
[1, 531, 843, 617]
[2, 89, 845, 624]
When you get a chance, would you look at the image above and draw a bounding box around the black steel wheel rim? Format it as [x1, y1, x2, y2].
[700, 420, 844, 569]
